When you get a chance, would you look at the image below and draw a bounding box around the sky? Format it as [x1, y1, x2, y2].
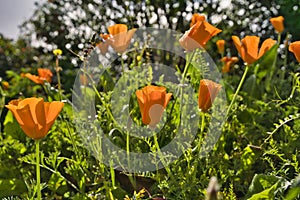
[0, 0, 41, 40]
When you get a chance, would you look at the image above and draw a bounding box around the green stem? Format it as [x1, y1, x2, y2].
[283, 33, 290, 68]
[153, 134, 173, 179]
[36, 140, 41, 200]
[91, 84, 116, 124]
[266, 33, 281, 91]
[181, 51, 196, 84]
[126, 131, 136, 189]
[200, 112, 205, 135]
[226, 65, 250, 116]
[121, 54, 125, 75]
[198, 112, 205, 151]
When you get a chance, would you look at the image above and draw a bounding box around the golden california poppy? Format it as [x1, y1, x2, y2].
[190, 13, 206, 27]
[289, 41, 300, 62]
[107, 24, 136, 54]
[270, 16, 284, 33]
[179, 21, 222, 51]
[136, 85, 172, 128]
[5, 98, 64, 140]
[25, 68, 53, 84]
[232, 36, 276, 65]
[221, 56, 239, 73]
[198, 79, 222, 112]
[216, 40, 225, 55]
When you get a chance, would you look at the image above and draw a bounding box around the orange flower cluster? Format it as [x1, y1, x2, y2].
[25, 68, 53, 85]
[135, 81, 222, 127]
[97, 24, 136, 54]
[6, 98, 64, 140]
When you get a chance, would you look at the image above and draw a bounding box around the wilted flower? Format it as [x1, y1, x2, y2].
[270, 16, 284, 33]
[216, 40, 225, 55]
[25, 68, 53, 84]
[232, 36, 276, 65]
[107, 24, 136, 53]
[289, 41, 300, 62]
[179, 21, 222, 51]
[136, 85, 172, 128]
[221, 56, 239, 73]
[5, 97, 64, 140]
[198, 79, 222, 112]
[190, 13, 206, 27]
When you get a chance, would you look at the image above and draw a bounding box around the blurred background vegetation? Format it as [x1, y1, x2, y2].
[1, 0, 300, 88]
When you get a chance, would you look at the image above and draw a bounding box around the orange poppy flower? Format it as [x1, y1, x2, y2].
[136, 85, 172, 128]
[289, 41, 300, 62]
[232, 36, 276, 65]
[270, 16, 284, 33]
[107, 24, 136, 53]
[97, 34, 110, 55]
[5, 98, 64, 140]
[190, 13, 206, 27]
[198, 79, 222, 112]
[25, 68, 53, 84]
[179, 21, 222, 51]
[216, 40, 225, 55]
[221, 57, 239, 73]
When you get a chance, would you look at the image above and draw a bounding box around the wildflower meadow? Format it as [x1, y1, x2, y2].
[0, 0, 300, 199]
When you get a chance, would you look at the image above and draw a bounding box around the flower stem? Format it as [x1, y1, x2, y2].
[181, 50, 196, 84]
[153, 134, 173, 179]
[198, 111, 205, 151]
[226, 65, 249, 116]
[36, 140, 41, 200]
[200, 111, 205, 135]
[55, 56, 62, 101]
[121, 54, 125, 75]
[266, 33, 281, 91]
[126, 131, 136, 189]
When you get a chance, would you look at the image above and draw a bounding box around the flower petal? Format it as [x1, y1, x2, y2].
[258, 38, 276, 58]
[45, 101, 64, 133]
[243, 36, 260, 64]
[16, 104, 40, 139]
[232, 36, 244, 62]
[108, 24, 128, 35]
[270, 16, 284, 33]
[25, 73, 44, 84]
[5, 100, 24, 126]
[289, 41, 300, 62]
